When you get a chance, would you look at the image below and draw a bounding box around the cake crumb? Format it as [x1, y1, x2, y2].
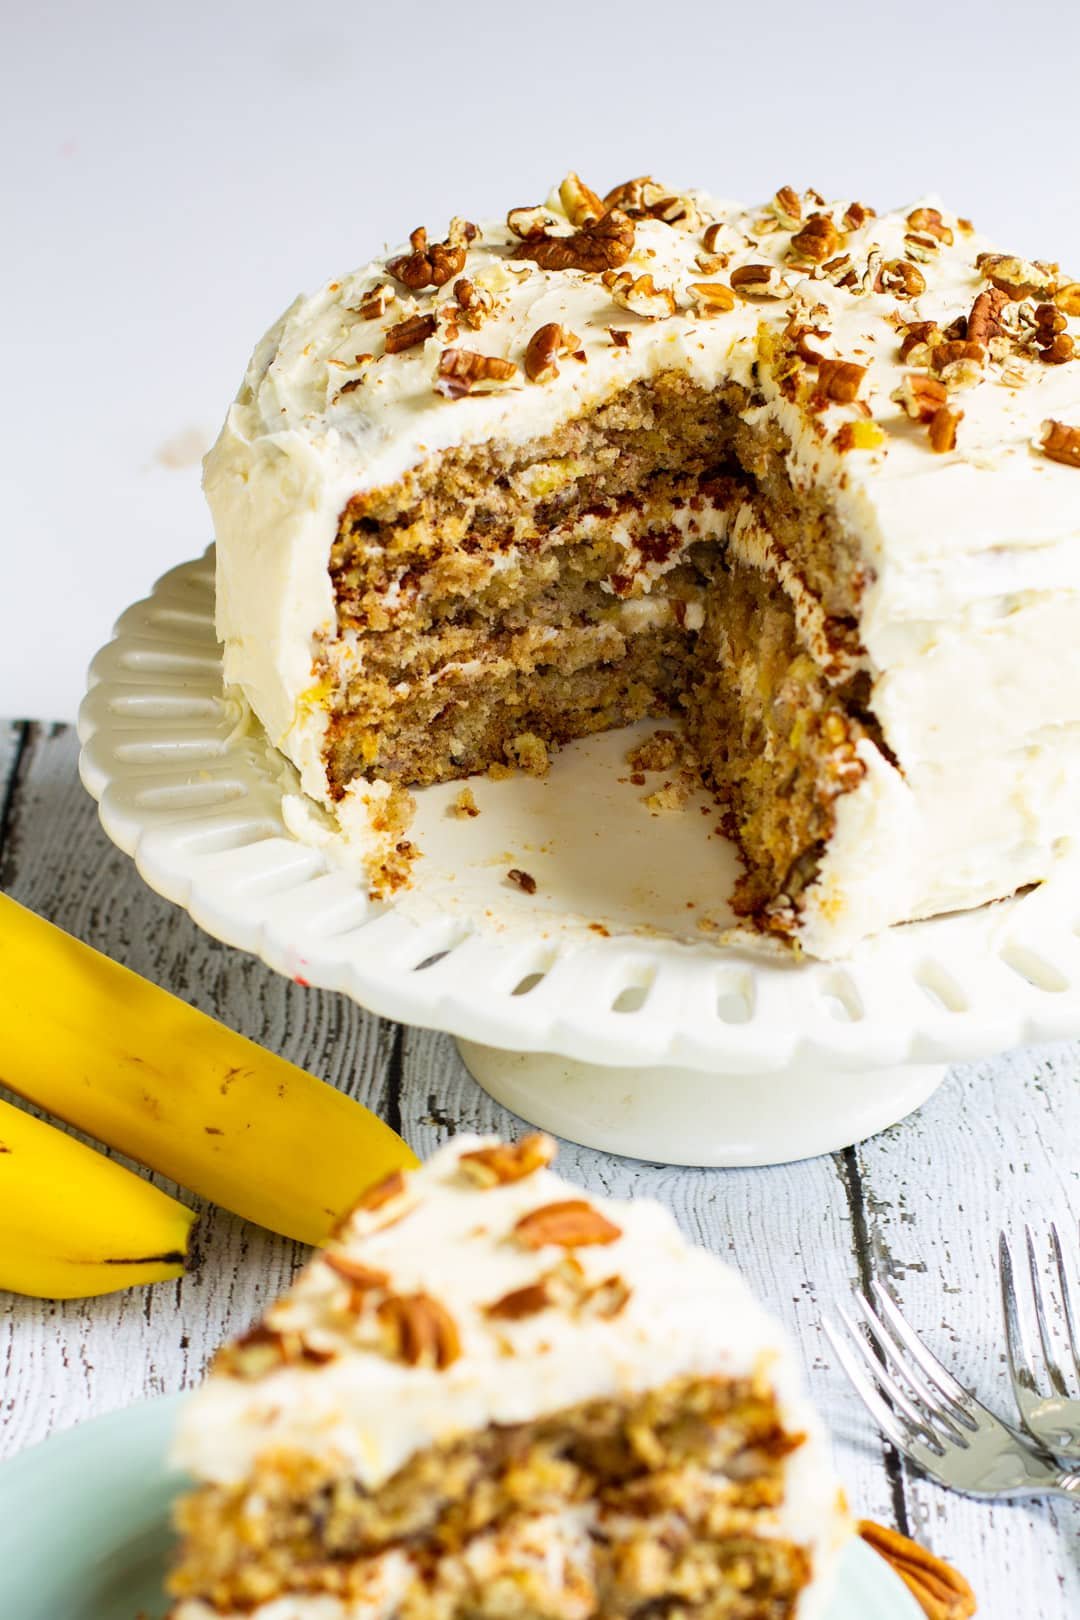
[452, 786, 480, 818]
[504, 732, 551, 776]
[507, 868, 538, 894]
[486, 761, 516, 781]
[644, 777, 692, 814]
[627, 729, 681, 773]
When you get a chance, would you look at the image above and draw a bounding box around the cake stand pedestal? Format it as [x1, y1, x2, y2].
[455, 1040, 947, 1165]
[78, 552, 1080, 1170]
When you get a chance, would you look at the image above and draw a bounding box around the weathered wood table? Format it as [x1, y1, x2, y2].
[2, 718, 1077, 1616]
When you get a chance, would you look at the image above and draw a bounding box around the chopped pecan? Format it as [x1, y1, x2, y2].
[906, 206, 953, 245]
[460, 1133, 557, 1187]
[352, 281, 395, 320]
[928, 406, 962, 452]
[649, 192, 702, 231]
[435, 348, 518, 398]
[687, 281, 736, 315]
[966, 286, 1009, 346]
[1040, 419, 1080, 467]
[606, 270, 677, 319]
[977, 252, 1057, 300]
[524, 323, 569, 382]
[507, 204, 558, 240]
[512, 210, 635, 273]
[602, 175, 667, 216]
[608, 326, 631, 347]
[387, 220, 477, 290]
[894, 372, 948, 422]
[904, 231, 943, 262]
[514, 1198, 622, 1249]
[323, 1253, 390, 1289]
[384, 312, 437, 354]
[506, 866, 537, 893]
[215, 1323, 332, 1378]
[771, 185, 803, 228]
[730, 263, 789, 299]
[898, 320, 941, 363]
[815, 358, 867, 403]
[1033, 303, 1074, 362]
[819, 253, 856, 287]
[453, 277, 494, 328]
[930, 340, 984, 373]
[702, 221, 730, 255]
[858, 1522, 975, 1620]
[559, 171, 603, 227]
[1041, 333, 1075, 364]
[789, 212, 841, 263]
[583, 1274, 632, 1319]
[1055, 282, 1080, 316]
[876, 258, 926, 298]
[378, 1292, 461, 1369]
[485, 1281, 553, 1319]
[842, 200, 875, 231]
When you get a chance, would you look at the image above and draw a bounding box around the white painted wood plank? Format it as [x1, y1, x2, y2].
[0, 724, 397, 1456]
[397, 1023, 900, 1527]
[849, 1050, 1080, 1620]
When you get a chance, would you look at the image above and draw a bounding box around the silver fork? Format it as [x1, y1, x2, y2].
[826, 1278, 1080, 1500]
[999, 1224, 1080, 1457]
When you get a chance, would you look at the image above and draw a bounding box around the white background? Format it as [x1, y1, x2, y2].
[5, 0, 1080, 719]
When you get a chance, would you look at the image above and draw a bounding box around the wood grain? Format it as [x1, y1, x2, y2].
[2, 720, 1077, 1619]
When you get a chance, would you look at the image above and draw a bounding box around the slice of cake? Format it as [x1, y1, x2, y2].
[167, 1135, 848, 1618]
[206, 173, 1080, 955]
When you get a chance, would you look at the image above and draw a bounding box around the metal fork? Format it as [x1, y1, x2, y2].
[999, 1224, 1080, 1457]
[826, 1278, 1080, 1500]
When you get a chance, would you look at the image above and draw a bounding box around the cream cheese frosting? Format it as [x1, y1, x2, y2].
[205, 175, 1080, 957]
[172, 1135, 847, 1617]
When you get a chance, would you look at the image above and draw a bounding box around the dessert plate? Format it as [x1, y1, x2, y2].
[79, 553, 1080, 1165]
[1, 1394, 920, 1620]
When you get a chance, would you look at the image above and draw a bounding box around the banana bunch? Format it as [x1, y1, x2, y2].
[0, 894, 417, 1299]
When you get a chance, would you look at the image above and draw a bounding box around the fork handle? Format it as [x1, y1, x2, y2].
[1050, 1471, 1080, 1498]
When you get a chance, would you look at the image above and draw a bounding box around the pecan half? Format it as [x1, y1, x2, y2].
[877, 258, 926, 298]
[771, 185, 803, 228]
[460, 1133, 557, 1187]
[789, 212, 841, 264]
[602, 176, 667, 217]
[842, 200, 875, 231]
[524, 323, 568, 382]
[435, 348, 518, 398]
[977, 252, 1057, 300]
[858, 1522, 975, 1620]
[514, 1198, 622, 1249]
[559, 171, 603, 227]
[378, 1292, 461, 1369]
[384, 312, 437, 354]
[928, 406, 962, 453]
[387, 220, 477, 290]
[606, 271, 677, 319]
[1040, 419, 1080, 468]
[966, 287, 1009, 346]
[687, 281, 737, 315]
[512, 210, 635, 273]
[730, 263, 789, 299]
[894, 373, 948, 422]
[816, 358, 867, 403]
[453, 277, 494, 328]
[906, 206, 953, 245]
[506, 204, 558, 240]
[929, 340, 984, 373]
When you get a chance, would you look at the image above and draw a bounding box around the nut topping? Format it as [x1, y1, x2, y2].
[559, 171, 604, 227]
[606, 271, 677, 319]
[485, 1281, 553, 1320]
[876, 258, 926, 298]
[460, 1133, 557, 1187]
[323, 1254, 391, 1289]
[453, 277, 494, 328]
[352, 281, 395, 320]
[1055, 282, 1080, 316]
[512, 209, 635, 273]
[524, 323, 572, 383]
[906, 206, 953, 245]
[384, 312, 437, 354]
[977, 253, 1057, 300]
[435, 348, 518, 398]
[387, 220, 478, 290]
[894, 373, 948, 422]
[789, 212, 841, 264]
[377, 1291, 461, 1369]
[966, 287, 1009, 347]
[815, 358, 867, 403]
[730, 263, 790, 299]
[485, 1255, 631, 1321]
[1039, 419, 1080, 468]
[771, 185, 803, 229]
[858, 1522, 975, 1620]
[514, 1198, 622, 1249]
[842, 200, 875, 231]
[928, 406, 962, 453]
[507, 204, 559, 240]
[687, 281, 737, 315]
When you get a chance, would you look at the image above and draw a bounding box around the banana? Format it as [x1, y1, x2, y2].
[0, 1095, 196, 1298]
[0, 895, 417, 1246]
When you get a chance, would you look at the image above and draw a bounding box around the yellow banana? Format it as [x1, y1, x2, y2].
[0, 894, 416, 1246]
[0, 1095, 196, 1298]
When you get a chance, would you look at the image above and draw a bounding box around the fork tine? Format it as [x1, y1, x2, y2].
[1026, 1225, 1070, 1398]
[854, 1293, 972, 1445]
[836, 1306, 947, 1449]
[869, 1280, 981, 1424]
[1050, 1222, 1080, 1389]
[1000, 1230, 1039, 1401]
[824, 1319, 936, 1467]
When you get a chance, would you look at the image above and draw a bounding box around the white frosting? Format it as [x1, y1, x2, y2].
[205, 178, 1080, 955]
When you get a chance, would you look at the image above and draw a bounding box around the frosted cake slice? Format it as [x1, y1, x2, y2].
[167, 1135, 848, 1619]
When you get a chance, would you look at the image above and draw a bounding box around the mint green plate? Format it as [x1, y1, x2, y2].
[0, 1395, 922, 1619]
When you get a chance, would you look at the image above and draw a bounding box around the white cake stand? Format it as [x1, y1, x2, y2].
[78, 553, 1080, 1166]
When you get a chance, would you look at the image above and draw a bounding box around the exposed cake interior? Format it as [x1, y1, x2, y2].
[322, 371, 870, 923]
[170, 1373, 810, 1618]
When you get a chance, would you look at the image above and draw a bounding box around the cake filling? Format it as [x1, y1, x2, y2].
[323, 373, 872, 925]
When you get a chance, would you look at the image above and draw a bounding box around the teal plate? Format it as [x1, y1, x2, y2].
[0, 1395, 923, 1619]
